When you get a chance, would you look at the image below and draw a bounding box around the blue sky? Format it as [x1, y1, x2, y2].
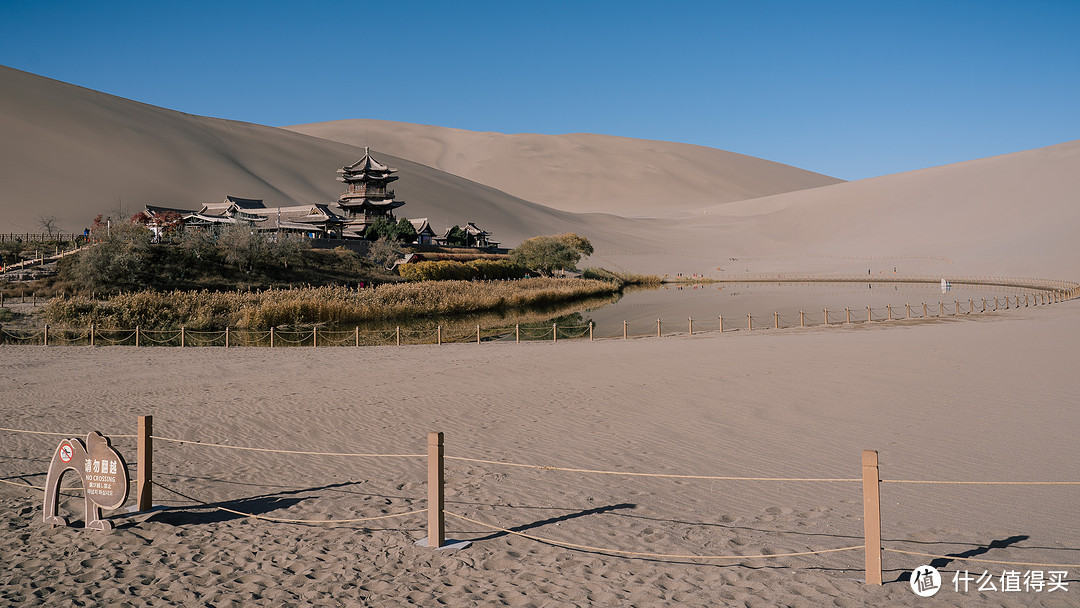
[2, 1, 1077, 180]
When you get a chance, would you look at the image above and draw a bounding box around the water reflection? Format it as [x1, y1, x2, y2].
[305, 281, 1041, 343]
[581, 281, 1039, 337]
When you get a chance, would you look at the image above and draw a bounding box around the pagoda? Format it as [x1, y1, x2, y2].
[336, 147, 405, 229]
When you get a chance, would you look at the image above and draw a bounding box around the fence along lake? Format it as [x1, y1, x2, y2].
[569, 280, 1032, 336]
[355, 280, 1033, 342]
[0, 280, 1042, 347]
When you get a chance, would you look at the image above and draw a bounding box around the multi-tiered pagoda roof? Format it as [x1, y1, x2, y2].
[336, 147, 405, 220]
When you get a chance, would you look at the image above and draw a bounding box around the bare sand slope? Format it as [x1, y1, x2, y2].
[678, 140, 1080, 280]
[4, 65, 1079, 285]
[282, 119, 844, 217]
[2, 301, 1078, 606]
[0, 66, 664, 253]
[580, 139, 1080, 281]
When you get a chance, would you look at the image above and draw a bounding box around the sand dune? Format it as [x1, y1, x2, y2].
[281, 119, 843, 217]
[683, 140, 1080, 279]
[0, 66, 650, 253]
[2, 63, 1078, 282]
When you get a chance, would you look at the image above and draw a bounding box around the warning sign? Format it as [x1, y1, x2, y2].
[43, 432, 130, 530]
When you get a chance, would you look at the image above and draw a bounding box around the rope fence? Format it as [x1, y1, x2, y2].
[445, 511, 866, 561]
[4, 420, 1080, 585]
[153, 482, 426, 525]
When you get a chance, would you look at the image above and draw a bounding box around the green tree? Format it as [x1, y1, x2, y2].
[510, 233, 593, 276]
[364, 217, 394, 241]
[446, 225, 469, 247]
[391, 218, 418, 243]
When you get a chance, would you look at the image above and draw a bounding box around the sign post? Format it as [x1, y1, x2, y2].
[43, 432, 130, 530]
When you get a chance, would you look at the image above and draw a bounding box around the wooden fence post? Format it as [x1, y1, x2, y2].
[135, 326, 140, 347]
[656, 319, 661, 338]
[923, 302, 928, 317]
[718, 315, 723, 333]
[137, 415, 153, 511]
[476, 325, 481, 344]
[437, 325, 441, 345]
[313, 327, 318, 348]
[225, 326, 230, 348]
[427, 431, 445, 548]
[553, 323, 558, 344]
[862, 449, 883, 586]
[906, 304, 910, 320]
[269, 327, 275, 348]
[90, 324, 95, 347]
[846, 308, 851, 324]
[748, 314, 752, 331]
[44, 324, 49, 347]
[397, 326, 401, 347]
[824, 308, 829, 326]
[623, 320, 627, 340]
[590, 322, 594, 341]
[886, 305, 892, 321]
[516, 324, 520, 343]
[180, 326, 185, 348]
[774, 312, 779, 329]
[800, 310, 804, 327]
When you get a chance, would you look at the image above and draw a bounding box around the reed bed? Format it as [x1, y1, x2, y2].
[43, 278, 620, 330]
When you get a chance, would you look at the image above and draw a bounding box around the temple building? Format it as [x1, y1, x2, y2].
[136, 150, 500, 248]
[176, 196, 345, 238]
[337, 147, 406, 238]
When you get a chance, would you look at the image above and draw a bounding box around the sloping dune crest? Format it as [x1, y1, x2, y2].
[0, 65, 664, 252]
[282, 119, 843, 217]
[2, 64, 1078, 281]
[683, 140, 1080, 278]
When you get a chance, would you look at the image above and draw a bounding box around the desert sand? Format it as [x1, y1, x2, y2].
[3, 300, 1080, 606]
[281, 119, 843, 217]
[5, 65, 1080, 282]
[4, 64, 1080, 606]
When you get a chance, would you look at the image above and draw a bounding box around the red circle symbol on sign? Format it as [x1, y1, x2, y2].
[59, 444, 73, 463]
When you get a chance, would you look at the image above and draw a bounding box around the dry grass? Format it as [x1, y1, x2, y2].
[43, 278, 620, 330]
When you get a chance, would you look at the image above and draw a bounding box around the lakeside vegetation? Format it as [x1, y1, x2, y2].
[4, 223, 664, 331]
[581, 267, 664, 286]
[43, 278, 623, 330]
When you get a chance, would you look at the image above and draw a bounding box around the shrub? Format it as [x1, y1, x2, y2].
[69, 222, 154, 291]
[511, 233, 593, 276]
[43, 278, 621, 330]
[397, 260, 473, 281]
[466, 259, 526, 280]
[581, 267, 663, 286]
